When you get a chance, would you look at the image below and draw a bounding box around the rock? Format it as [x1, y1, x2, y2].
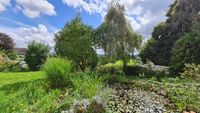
[90, 96, 105, 113]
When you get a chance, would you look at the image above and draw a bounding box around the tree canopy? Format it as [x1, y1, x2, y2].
[25, 41, 50, 71]
[140, 0, 200, 66]
[171, 23, 200, 72]
[55, 16, 98, 72]
[0, 32, 15, 53]
[94, 0, 142, 67]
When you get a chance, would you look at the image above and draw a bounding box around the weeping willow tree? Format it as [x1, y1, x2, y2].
[94, 0, 142, 67]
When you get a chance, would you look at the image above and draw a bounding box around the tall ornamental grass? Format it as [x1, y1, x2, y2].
[43, 58, 72, 88]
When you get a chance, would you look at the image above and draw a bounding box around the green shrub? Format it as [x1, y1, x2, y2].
[100, 74, 126, 83]
[124, 61, 169, 79]
[71, 73, 104, 98]
[0, 52, 28, 72]
[25, 41, 50, 71]
[0, 52, 23, 72]
[98, 56, 114, 65]
[55, 17, 98, 72]
[96, 59, 138, 75]
[123, 65, 147, 76]
[140, 38, 157, 63]
[7, 51, 17, 60]
[171, 23, 200, 72]
[96, 63, 123, 74]
[0, 52, 7, 71]
[2, 61, 20, 72]
[43, 58, 72, 88]
[181, 64, 200, 81]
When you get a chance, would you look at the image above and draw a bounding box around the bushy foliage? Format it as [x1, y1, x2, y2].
[134, 78, 200, 112]
[124, 61, 170, 79]
[25, 41, 50, 71]
[71, 73, 104, 98]
[7, 51, 17, 60]
[142, 0, 200, 66]
[0, 52, 25, 72]
[100, 74, 126, 84]
[123, 65, 147, 76]
[0, 32, 15, 52]
[55, 16, 98, 72]
[43, 58, 72, 88]
[171, 23, 200, 72]
[140, 38, 157, 63]
[181, 64, 200, 81]
[96, 60, 138, 75]
[98, 56, 114, 65]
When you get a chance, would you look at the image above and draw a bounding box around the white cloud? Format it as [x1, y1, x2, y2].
[16, 0, 56, 18]
[0, 0, 10, 12]
[0, 0, 56, 18]
[13, 5, 22, 13]
[120, 0, 174, 38]
[0, 24, 56, 48]
[63, 0, 174, 38]
[62, 0, 110, 15]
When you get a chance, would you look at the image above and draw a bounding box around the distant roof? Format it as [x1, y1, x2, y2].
[14, 48, 27, 55]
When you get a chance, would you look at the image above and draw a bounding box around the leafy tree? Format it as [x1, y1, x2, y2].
[140, 38, 157, 63]
[141, 0, 200, 66]
[171, 23, 200, 72]
[55, 16, 98, 72]
[25, 41, 50, 71]
[94, 0, 142, 67]
[0, 32, 15, 53]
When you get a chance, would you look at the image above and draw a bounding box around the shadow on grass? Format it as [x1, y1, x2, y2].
[0, 79, 46, 95]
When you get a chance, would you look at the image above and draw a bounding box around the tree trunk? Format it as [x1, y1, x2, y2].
[122, 53, 128, 73]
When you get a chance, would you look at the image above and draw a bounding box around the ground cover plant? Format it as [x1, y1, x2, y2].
[133, 77, 200, 112]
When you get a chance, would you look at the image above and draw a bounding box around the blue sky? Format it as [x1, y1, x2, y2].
[0, 0, 174, 48]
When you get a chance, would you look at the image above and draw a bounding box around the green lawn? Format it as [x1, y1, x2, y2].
[0, 71, 46, 97]
[0, 72, 50, 113]
[0, 71, 46, 86]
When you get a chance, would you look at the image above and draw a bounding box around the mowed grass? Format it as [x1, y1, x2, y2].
[0, 71, 46, 86]
[0, 71, 46, 97]
[0, 72, 48, 113]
